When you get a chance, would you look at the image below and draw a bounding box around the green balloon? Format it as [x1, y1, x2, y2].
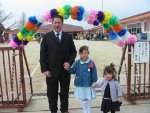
[109, 16, 119, 26]
[63, 5, 71, 15]
[64, 15, 70, 19]
[29, 30, 36, 36]
[20, 27, 29, 36]
[103, 23, 110, 30]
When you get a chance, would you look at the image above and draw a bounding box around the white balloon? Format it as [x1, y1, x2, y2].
[121, 31, 130, 41]
[83, 10, 90, 21]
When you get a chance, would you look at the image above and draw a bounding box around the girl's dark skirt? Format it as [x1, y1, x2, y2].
[101, 99, 121, 112]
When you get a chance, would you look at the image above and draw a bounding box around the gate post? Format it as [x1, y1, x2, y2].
[127, 45, 132, 100]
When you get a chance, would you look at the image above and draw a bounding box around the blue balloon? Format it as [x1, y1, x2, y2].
[78, 6, 84, 15]
[76, 6, 84, 21]
[77, 15, 83, 21]
[109, 31, 118, 40]
[37, 22, 42, 27]
[29, 16, 38, 24]
[118, 29, 127, 37]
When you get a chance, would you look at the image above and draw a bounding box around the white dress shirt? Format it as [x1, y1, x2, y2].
[53, 30, 62, 41]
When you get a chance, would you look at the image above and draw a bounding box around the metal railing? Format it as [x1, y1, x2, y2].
[0, 47, 33, 111]
[118, 41, 150, 101]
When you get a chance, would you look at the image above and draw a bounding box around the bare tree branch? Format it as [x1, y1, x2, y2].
[0, 12, 13, 23]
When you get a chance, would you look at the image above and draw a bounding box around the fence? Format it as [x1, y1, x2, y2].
[118, 41, 150, 101]
[0, 47, 33, 111]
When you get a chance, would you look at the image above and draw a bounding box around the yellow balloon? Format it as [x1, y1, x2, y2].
[17, 32, 23, 40]
[26, 35, 33, 41]
[57, 7, 65, 16]
[102, 11, 112, 24]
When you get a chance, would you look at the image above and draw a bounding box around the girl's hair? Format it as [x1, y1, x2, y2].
[103, 63, 117, 80]
[79, 45, 89, 53]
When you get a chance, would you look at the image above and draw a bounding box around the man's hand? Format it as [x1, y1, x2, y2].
[63, 62, 70, 70]
[43, 71, 52, 78]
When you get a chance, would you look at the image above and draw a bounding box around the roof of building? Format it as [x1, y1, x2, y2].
[39, 23, 84, 32]
[6, 23, 84, 34]
[121, 11, 150, 24]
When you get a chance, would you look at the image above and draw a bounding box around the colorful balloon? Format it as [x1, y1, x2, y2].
[116, 39, 126, 47]
[50, 9, 58, 17]
[57, 7, 65, 17]
[17, 32, 24, 40]
[121, 30, 130, 40]
[113, 24, 122, 32]
[118, 28, 127, 37]
[71, 6, 78, 16]
[77, 6, 85, 21]
[102, 11, 112, 24]
[93, 20, 99, 26]
[43, 10, 51, 22]
[108, 31, 118, 40]
[29, 16, 38, 24]
[9, 39, 18, 48]
[87, 10, 97, 24]
[63, 5, 71, 15]
[20, 27, 29, 36]
[109, 16, 120, 26]
[26, 35, 33, 41]
[97, 11, 105, 22]
[126, 35, 137, 44]
[9, 5, 135, 48]
[103, 23, 110, 30]
[25, 21, 36, 31]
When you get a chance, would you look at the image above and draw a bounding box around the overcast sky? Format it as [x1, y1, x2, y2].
[1, 0, 150, 29]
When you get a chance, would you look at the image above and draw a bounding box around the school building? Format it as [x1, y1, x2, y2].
[121, 11, 150, 34]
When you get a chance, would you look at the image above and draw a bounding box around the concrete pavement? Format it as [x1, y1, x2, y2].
[1, 94, 150, 113]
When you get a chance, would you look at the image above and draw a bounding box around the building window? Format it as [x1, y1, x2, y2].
[144, 21, 150, 32]
[127, 23, 142, 34]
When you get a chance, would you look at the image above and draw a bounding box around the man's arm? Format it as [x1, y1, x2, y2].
[68, 37, 77, 65]
[64, 34, 77, 70]
[40, 35, 49, 73]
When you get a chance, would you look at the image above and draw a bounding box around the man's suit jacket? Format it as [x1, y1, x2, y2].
[40, 31, 77, 76]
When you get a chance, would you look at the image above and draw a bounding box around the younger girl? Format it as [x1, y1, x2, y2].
[92, 63, 122, 113]
[70, 45, 98, 113]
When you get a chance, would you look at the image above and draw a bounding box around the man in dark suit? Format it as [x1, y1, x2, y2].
[40, 15, 77, 113]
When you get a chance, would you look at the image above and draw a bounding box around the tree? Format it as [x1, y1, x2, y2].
[0, 2, 15, 36]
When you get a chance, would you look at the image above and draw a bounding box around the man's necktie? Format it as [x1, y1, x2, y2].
[56, 33, 61, 42]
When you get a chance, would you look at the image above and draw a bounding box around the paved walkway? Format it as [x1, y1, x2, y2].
[21, 104, 150, 113]
[1, 94, 150, 113]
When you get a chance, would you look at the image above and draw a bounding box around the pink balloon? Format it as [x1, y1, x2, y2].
[87, 10, 97, 24]
[90, 10, 97, 17]
[87, 15, 95, 24]
[127, 35, 137, 44]
[9, 39, 18, 48]
[117, 39, 126, 47]
[43, 10, 51, 22]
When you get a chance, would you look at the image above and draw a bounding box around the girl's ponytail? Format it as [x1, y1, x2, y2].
[110, 63, 117, 80]
[103, 62, 117, 80]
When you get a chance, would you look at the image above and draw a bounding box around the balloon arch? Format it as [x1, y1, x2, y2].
[9, 5, 137, 48]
